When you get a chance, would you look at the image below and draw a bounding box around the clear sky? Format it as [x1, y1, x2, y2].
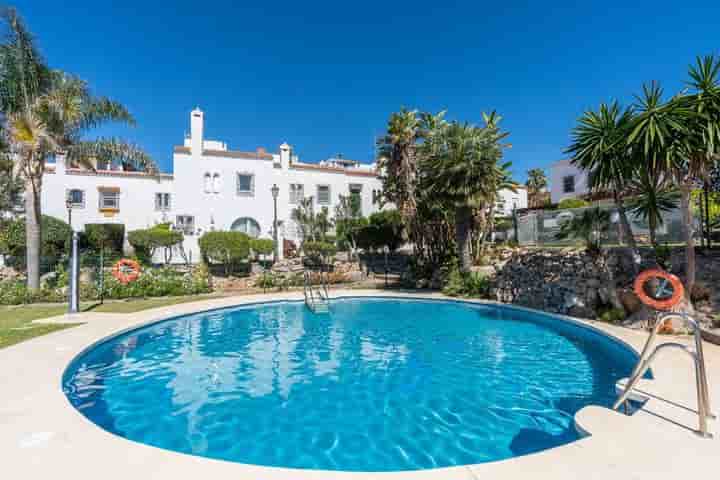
[13, 1, 720, 184]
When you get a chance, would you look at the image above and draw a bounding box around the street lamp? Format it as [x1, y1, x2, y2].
[65, 193, 73, 229]
[271, 184, 280, 263]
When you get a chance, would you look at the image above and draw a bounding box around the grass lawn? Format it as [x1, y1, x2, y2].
[0, 294, 219, 349]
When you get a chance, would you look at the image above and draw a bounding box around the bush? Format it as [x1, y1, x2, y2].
[250, 238, 275, 258]
[0, 215, 72, 259]
[356, 209, 404, 252]
[198, 231, 250, 275]
[558, 198, 590, 209]
[95, 266, 211, 299]
[128, 224, 184, 264]
[85, 224, 125, 254]
[0, 280, 64, 305]
[442, 267, 491, 298]
[303, 241, 337, 265]
[653, 243, 672, 270]
[598, 307, 626, 324]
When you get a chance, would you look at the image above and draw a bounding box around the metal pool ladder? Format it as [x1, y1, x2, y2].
[613, 312, 714, 438]
[304, 268, 330, 314]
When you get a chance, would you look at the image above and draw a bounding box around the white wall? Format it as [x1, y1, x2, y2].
[495, 187, 528, 217]
[550, 160, 588, 204]
[40, 108, 385, 263]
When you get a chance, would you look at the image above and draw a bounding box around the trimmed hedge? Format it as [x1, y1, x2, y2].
[198, 231, 250, 275]
[0, 215, 72, 260]
[250, 238, 275, 257]
[557, 198, 590, 209]
[128, 224, 183, 264]
[85, 223, 125, 253]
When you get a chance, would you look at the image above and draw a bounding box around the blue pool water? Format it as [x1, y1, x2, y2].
[63, 298, 638, 471]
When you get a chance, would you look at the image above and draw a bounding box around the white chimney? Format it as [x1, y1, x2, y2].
[278, 142, 291, 169]
[190, 107, 204, 157]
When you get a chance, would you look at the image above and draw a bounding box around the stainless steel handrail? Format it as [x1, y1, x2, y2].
[613, 311, 714, 438]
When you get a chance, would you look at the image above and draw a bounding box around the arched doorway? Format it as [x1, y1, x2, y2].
[231, 217, 261, 238]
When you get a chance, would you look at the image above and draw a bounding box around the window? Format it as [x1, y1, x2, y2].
[317, 185, 331, 205]
[204, 173, 212, 193]
[289, 183, 304, 204]
[155, 193, 171, 211]
[372, 189, 382, 205]
[562, 175, 575, 193]
[237, 173, 255, 196]
[231, 217, 261, 238]
[98, 189, 120, 210]
[67, 189, 85, 209]
[176, 215, 195, 235]
[212, 173, 221, 193]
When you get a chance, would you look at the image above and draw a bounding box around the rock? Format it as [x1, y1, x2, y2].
[40, 271, 58, 288]
[691, 283, 711, 302]
[346, 270, 365, 283]
[618, 289, 643, 315]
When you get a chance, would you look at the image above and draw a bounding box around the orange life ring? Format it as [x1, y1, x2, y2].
[112, 258, 141, 284]
[633, 269, 684, 311]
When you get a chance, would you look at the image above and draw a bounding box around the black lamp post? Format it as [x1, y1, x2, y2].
[271, 184, 279, 263]
[65, 194, 73, 229]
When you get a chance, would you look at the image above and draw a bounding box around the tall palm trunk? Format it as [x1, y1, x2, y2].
[679, 179, 696, 297]
[24, 172, 42, 290]
[648, 215, 658, 248]
[455, 205, 473, 273]
[613, 189, 636, 249]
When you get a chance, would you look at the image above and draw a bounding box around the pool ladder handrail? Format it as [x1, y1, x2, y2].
[303, 265, 329, 313]
[613, 311, 714, 438]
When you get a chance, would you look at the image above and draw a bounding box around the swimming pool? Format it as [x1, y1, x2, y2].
[63, 297, 638, 471]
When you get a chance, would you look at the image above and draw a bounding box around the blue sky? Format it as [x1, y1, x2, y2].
[14, 1, 720, 184]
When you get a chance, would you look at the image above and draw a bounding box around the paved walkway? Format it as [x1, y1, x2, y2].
[0, 291, 717, 479]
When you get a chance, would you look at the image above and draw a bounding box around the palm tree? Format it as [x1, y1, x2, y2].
[627, 165, 678, 247]
[0, 9, 154, 289]
[556, 206, 611, 252]
[423, 114, 511, 272]
[566, 101, 637, 249]
[377, 108, 421, 227]
[628, 57, 720, 295]
[526, 168, 548, 207]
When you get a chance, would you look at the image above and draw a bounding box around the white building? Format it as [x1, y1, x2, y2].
[549, 159, 589, 204]
[41, 108, 385, 262]
[494, 186, 528, 217]
[39, 108, 528, 262]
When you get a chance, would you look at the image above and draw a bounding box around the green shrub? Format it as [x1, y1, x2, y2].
[95, 266, 211, 300]
[303, 241, 337, 265]
[250, 238, 275, 258]
[442, 267, 491, 298]
[85, 224, 125, 254]
[598, 307, 626, 324]
[198, 231, 250, 275]
[356, 209, 404, 252]
[0, 215, 72, 259]
[0, 280, 64, 305]
[558, 198, 590, 209]
[128, 224, 184, 264]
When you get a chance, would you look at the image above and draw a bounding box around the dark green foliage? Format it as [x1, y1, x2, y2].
[0, 280, 64, 305]
[85, 223, 125, 253]
[198, 231, 250, 275]
[250, 238, 275, 257]
[557, 198, 590, 209]
[97, 267, 211, 299]
[598, 307, 626, 324]
[0, 215, 71, 258]
[302, 241, 337, 265]
[128, 224, 183, 264]
[356, 209, 404, 252]
[442, 267, 491, 297]
[556, 207, 611, 251]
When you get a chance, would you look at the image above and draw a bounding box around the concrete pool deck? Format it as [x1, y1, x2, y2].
[0, 290, 716, 479]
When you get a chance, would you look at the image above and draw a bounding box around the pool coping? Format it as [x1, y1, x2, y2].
[0, 290, 717, 479]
